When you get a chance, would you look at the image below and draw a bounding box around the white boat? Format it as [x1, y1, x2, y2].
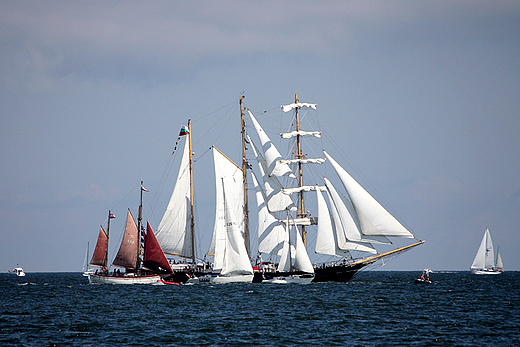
[9, 266, 25, 277]
[470, 228, 503, 275]
[82, 242, 94, 277]
[88, 182, 173, 284]
[155, 121, 211, 284]
[246, 95, 424, 282]
[202, 146, 254, 283]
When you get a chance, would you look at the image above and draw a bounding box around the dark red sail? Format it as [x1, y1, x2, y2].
[143, 222, 173, 273]
[89, 226, 108, 267]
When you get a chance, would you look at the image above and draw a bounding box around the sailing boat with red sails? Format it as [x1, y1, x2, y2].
[87, 182, 172, 284]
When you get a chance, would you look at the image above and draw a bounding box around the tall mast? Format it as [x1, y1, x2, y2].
[294, 94, 307, 247]
[105, 210, 112, 269]
[240, 94, 250, 255]
[188, 119, 196, 264]
[137, 180, 144, 271]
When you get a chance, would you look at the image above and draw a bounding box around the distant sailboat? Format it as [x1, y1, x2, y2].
[82, 242, 94, 277]
[470, 228, 503, 275]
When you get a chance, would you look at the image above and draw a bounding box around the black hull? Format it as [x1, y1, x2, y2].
[162, 269, 210, 284]
[312, 262, 368, 283]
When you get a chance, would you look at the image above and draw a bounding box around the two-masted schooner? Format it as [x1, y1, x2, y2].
[88, 182, 173, 284]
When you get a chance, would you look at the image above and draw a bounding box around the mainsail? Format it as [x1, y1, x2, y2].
[112, 209, 139, 270]
[156, 134, 193, 259]
[210, 147, 253, 277]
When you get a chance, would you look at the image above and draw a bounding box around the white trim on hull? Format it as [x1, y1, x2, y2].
[88, 274, 161, 284]
[470, 268, 502, 275]
[189, 274, 253, 283]
[264, 275, 314, 284]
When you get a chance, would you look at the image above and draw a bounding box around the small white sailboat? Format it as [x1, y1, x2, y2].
[82, 242, 94, 277]
[470, 228, 503, 275]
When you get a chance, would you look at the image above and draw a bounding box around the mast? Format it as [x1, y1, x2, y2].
[240, 95, 250, 256]
[188, 119, 196, 264]
[137, 180, 144, 272]
[105, 210, 112, 269]
[294, 94, 307, 247]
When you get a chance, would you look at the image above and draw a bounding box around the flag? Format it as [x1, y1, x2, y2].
[243, 158, 253, 170]
[141, 185, 149, 192]
[109, 213, 116, 219]
[179, 125, 189, 136]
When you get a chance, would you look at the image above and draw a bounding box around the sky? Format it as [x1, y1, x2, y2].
[1, 1, 519, 273]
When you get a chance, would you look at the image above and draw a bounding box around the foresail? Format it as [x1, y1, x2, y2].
[89, 226, 108, 267]
[496, 249, 504, 270]
[316, 187, 351, 257]
[251, 171, 285, 255]
[143, 222, 173, 273]
[324, 150, 414, 238]
[156, 137, 193, 258]
[249, 135, 295, 212]
[248, 110, 295, 178]
[325, 178, 390, 245]
[293, 224, 315, 274]
[471, 229, 488, 269]
[112, 210, 139, 269]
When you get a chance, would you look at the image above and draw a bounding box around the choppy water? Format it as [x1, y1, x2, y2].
[1, 271, 519, 346]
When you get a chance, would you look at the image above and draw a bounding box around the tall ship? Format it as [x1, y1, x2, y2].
[242, 95, 424, 282]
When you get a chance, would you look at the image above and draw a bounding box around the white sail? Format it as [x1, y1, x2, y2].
[325, 178, 390, 245]
[471, 228, 495, 270]
[248, 110, 295, 178]
[249, 135, 295, 212]
[277, 221, 314, 274]
[156, 137, 193, 258]
[279, 158, 326, 165]
[282, 185, 326, 195]
[496, 248, 504, 270]
[316, 187, 352, 257]
[325, 184, 377, 254]
[211, 147, 253, 276]
[324, 150, 414, 238]
[293, 224, 315, 274]
[250, 171, 285, 255]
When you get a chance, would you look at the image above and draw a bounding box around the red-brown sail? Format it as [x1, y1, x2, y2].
[89, 226, 108, 267]
[112, 209, 139, 269]
[143, 222, 173, 273]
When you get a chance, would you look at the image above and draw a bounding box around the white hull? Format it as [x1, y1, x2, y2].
[10, 267, 25, 277]
[88, 274, 161, 284]
[470, 268, 502, 275]
[264, 275, 314, 284]
[190, 274, 253, 283]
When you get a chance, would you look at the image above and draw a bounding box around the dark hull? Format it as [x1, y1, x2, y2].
[162, 269, 211, 284]
[312, 262, 369, 282]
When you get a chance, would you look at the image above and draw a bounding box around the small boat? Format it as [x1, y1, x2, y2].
[415, 268, 432, 284]
[470, 228, 503, 275]
[82, 242, 94, 277]
[9, 266, 25, 277]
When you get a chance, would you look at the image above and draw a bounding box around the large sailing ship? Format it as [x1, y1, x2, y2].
[244, 95, 424, 282]
[88, 182, 172, 284]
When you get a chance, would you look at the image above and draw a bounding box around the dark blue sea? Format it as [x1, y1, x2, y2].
[1, 271, 519, 346]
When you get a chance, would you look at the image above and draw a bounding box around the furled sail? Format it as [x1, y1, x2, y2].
[156, 136, 193, 258]
[210, 147, 253, 276]
[324, 150, 414, 238]
[251, 171, 285, 255]
[281, 130, 322, 139]
[112, 210, 139, 269]
[248, 110, 295, 178]
[143, 222, 173, 274]
[89, 226, 108, 267]
[248, 135, 295, 212]
[471, 228, 495, 270]
[281, 102, 317, 112]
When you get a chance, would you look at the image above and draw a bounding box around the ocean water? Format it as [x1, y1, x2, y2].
[1, 271, 519, 346]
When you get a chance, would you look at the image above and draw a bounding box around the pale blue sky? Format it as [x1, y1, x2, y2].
[1, 1, 519, 272]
